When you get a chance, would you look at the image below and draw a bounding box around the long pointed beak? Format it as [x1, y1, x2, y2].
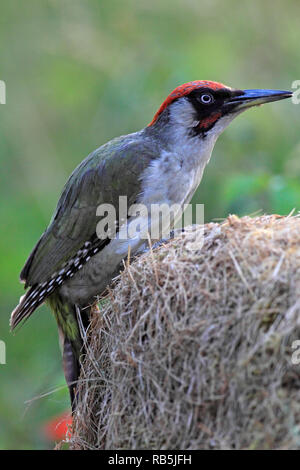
[226, 88, 293, 111]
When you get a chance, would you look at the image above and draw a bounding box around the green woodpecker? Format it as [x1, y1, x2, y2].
[11, 80, 292, 410]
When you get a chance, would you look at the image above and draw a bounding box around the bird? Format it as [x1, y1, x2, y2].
[11, 80, 292, 411]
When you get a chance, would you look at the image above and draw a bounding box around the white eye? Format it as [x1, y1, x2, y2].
[200, 93, 214, 104]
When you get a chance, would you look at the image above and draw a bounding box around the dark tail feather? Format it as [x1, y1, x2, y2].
[56, 304, 91, 412]
[10, 268, 67, 330]
[62, 336, 81, 413]
[12, 284, 92, 412]
[10, 283, 50, 330]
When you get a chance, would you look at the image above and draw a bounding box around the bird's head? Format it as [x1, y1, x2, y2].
[148, 80, 292, 143]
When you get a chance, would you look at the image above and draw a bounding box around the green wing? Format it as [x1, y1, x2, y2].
[21, 133, 158, 287]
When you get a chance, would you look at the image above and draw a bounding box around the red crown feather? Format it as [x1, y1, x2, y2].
[148, 80, 228, 126]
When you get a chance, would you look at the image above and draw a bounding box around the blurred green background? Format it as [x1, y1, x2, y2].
[1, 0, 300, 449]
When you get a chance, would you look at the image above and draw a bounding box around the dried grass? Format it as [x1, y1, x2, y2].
[70, 214, 300, 450]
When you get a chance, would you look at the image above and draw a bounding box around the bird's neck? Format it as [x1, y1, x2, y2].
[140, 128, 217, 213]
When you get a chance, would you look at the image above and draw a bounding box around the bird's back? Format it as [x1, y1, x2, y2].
[12, 130, 160, 328]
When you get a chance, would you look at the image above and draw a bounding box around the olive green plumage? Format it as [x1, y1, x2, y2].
[20, 133, 159, 286]
[11, 130, 160, 409]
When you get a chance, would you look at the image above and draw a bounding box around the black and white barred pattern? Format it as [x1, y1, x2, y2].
[10, 235, 111, 329]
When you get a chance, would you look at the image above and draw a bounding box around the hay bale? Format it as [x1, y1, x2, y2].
[70, 215, 300, 450]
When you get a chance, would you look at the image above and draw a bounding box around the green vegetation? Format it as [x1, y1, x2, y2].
[0, 0, 299, 449]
